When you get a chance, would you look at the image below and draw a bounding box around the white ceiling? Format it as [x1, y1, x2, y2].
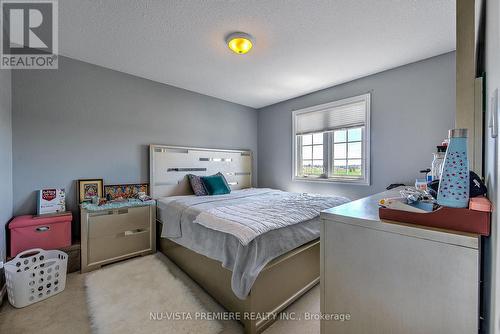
[59, 0, 456, 109]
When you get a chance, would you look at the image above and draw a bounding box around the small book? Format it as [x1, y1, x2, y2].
[37, 188, 66, 215]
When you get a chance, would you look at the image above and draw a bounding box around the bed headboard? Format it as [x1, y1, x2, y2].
[149, 145, 253, 199]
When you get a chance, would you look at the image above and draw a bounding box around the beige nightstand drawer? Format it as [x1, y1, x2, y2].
[88, 206, 150, 238]
[81, 204, 156, 273]
[88, 228, 151, 264]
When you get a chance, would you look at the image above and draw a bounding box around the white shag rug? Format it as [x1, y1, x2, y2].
[85, 253, 223, 334]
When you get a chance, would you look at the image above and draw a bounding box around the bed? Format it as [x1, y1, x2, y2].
[149, 145, 349, 333]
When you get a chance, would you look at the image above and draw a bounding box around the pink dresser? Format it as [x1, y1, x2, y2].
[9, 213, 72, 256]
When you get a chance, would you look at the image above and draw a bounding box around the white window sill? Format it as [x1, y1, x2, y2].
[292, 176, 370, 186]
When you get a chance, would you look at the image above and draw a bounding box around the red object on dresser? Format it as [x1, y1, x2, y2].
[9, 213, 72, 257]
[378, 205, 490, 236]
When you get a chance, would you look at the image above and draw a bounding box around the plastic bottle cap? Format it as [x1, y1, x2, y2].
[437, 145, 447, 152]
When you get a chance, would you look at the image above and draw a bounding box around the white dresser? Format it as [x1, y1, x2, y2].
[320, 188, 480, 334]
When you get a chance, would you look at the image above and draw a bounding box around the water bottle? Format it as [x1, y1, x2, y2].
[431, 145, 446, 180]
[437, 129, 469, 208]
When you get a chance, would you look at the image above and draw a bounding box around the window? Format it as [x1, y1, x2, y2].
[292, 93, 370, 184]
[300, 132, 324, 177]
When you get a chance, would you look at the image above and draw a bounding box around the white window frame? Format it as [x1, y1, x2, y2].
[292, 93, 371, 185]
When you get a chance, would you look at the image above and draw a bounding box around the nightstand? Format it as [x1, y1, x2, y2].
[80, 200, 156, 273]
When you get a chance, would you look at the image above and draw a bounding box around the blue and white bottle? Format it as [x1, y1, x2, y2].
[437, 129, 469, 208]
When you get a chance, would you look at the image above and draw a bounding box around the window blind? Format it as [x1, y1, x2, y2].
[295, 99, 367, 135]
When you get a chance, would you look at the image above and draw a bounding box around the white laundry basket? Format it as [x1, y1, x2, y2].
[5, 248, 68, 308]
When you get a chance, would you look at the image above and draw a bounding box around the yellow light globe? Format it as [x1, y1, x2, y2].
[226, 32, 254, 55]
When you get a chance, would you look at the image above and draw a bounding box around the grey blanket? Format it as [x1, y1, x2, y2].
[194, 190, 350, 245]
[157, 188, 350, 299]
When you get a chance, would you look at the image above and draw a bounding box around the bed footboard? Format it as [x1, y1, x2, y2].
[157, 225, 319, 334]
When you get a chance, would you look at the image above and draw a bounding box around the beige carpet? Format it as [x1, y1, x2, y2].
[86, 254, 223, 334]
[0, 253, 320, 334]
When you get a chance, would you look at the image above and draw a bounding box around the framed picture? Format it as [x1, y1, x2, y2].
[77, 179, 104, 203]
[104, 183, 149, 200]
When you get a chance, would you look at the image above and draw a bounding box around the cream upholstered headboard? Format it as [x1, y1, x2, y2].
[149, 145, 252, 199]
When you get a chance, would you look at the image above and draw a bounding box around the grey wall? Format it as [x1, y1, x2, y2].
[257, 52, 456, 200]
[9, 52, 455, 246]
[0, 69, 12, 261]
[483, 0, 499, 332]
[12, 56, 258, 236]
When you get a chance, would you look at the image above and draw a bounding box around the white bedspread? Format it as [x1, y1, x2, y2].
[193, 189, 349, 245]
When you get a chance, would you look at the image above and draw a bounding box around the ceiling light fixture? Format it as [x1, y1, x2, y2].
[226, 32, 254, 55]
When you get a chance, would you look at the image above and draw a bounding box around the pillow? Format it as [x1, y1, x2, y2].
[187, 174, 208, 196]
[201, 174, 231, 195]
[215, 172, 230, 188]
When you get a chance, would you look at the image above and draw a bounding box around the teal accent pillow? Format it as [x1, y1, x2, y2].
[201, 174, 231, 195]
